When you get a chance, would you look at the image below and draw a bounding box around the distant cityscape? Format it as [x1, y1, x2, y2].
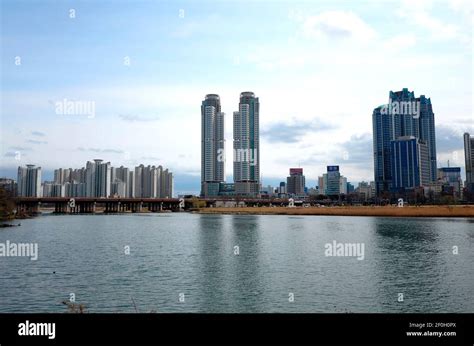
[1, 160, 173, 199]
[1, 88, 474, 203]
[199, 88, 474, 203]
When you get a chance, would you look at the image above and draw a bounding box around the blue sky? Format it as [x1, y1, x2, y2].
[1, 0, 472, 194]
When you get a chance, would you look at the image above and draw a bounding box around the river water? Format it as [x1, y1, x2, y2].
[0, 213, 472, 313]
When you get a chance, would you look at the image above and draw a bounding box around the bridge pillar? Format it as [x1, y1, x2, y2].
[31, 202, 40, 214]
[55, 202, 67, 214]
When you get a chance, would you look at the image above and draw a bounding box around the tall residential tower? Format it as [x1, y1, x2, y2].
[85, 159, 111, 198]
[17, 164, 42, 197]
[233, 91, 260, 196]
[464, 132, 474, 191]
[201, 94, 225, 197]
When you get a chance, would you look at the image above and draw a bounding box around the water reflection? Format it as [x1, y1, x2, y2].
[371, 218, 451, 312]
[196, 215, 226, 312]
[230, 215, 265, 312]
[0, 214, 471, 312]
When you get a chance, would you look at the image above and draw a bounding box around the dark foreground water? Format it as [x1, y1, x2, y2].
[0, 213, 473, 313]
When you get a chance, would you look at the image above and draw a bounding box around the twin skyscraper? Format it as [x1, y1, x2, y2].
[201, 92, 260, 197]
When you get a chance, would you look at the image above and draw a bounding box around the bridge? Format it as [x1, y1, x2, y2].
[15, 197, 186, 214]
[14, 197, 293, 214]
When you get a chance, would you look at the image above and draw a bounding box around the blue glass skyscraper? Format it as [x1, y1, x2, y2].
[372, 88, 437, 197]
[390, 137, 430, 192]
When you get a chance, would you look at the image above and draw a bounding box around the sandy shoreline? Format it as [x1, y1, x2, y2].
[196, 205, 474, 217]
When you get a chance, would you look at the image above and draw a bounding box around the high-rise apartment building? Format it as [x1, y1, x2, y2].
[134, 165, 173, 198]
[464, 133, 474, 191]
[112, 166, 134, 197]
[53, 167, 86, 197]
[135, 164, 159, 198]
[42, 182, 64, 197]
[161, 168, 174, 198]
[54, 168, 72, 185]
[71, 168, 86, 184]
[201, 94, 225, 197]
[64, 181, 86, 197]
[17, 165, 42, 197]
[234, 92, 260, 196]
[85, 159, 111, 198]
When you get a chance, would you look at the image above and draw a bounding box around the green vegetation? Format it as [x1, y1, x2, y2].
[190, 197, 207, 209]
[0, 187, 15, 221]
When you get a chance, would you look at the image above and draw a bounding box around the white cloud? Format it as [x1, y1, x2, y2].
[118, 114, 160, 122]
[383, 34, 417, 52]
[448, 0, 474, 15]
[396, 0, 468, 42]
[301, 11, 377, 43]
[1, 4, 472, 186]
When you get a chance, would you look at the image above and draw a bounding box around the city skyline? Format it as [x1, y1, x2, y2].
[3, 105, 473, 197]
[4, 85, 473, 196]
[1, 0, 472, 195]
[9, 129, 472, 200]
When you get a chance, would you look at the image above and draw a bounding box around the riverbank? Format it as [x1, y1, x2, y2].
[196, 205, 474, 217]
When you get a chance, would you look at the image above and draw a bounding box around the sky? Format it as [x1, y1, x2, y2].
[1, 0, 473, 195]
